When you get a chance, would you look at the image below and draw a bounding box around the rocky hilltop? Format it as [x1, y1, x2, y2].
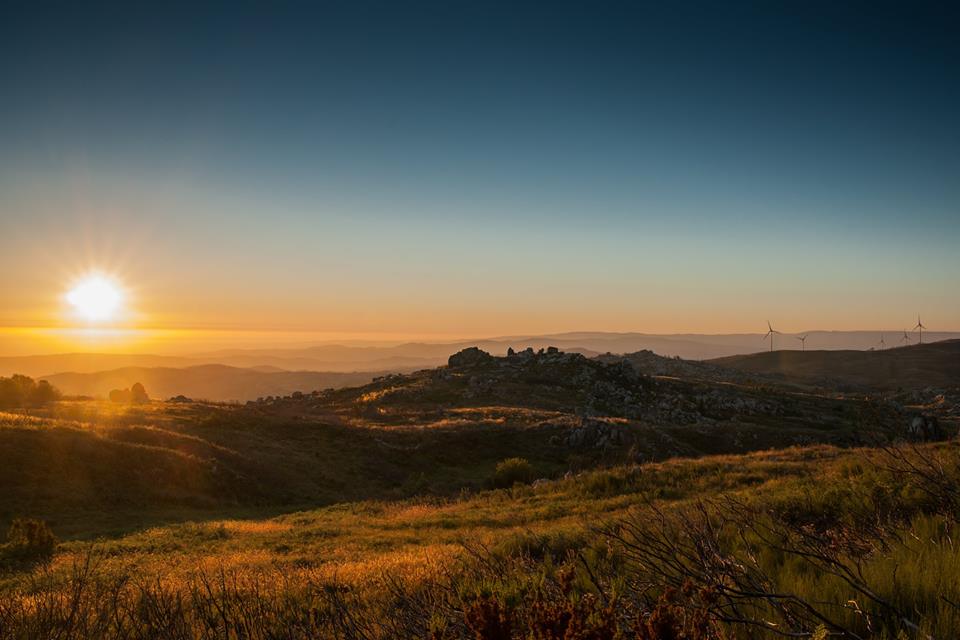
[247, 347, 951, 459]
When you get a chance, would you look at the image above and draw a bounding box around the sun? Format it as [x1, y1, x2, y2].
[66, 274, 124, 322]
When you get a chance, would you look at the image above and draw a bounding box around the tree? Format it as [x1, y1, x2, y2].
[29, 380, 61, 406]
[0, 377, 17, 407]
[0, 375, 61, 408]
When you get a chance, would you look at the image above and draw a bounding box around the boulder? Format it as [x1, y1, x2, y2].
[907, 415, 944, 441]
[109, 384, 149, 403]
[448, 347, 495, 368]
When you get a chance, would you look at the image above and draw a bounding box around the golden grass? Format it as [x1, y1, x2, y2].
[5, 444, 844, 595]
[2, 441, 958, 638]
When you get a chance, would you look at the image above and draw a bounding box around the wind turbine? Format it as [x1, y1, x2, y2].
[900, 329, 911, 346]
[877, 334, 886, 350]
[763, 321, 781, 352]
[913, 314, 926, 344]
[796, 335, 808, 351]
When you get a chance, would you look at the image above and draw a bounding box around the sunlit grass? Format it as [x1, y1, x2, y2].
[1, 439, 958, 636]
[12, 444, 849, 593]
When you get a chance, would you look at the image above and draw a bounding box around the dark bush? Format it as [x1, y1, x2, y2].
[2, 518, 57, 565]
[491, 457, 536, 488]
[0, 375, 61, 408]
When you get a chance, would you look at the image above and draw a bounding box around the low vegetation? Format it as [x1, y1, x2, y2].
[0, 518, 57, 569]
[0, 441, 957, 638]
[491, 457, 536, 488]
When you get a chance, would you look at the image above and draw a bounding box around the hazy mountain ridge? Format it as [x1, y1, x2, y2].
[42, 365, 394, 402]
[5, 331, 957, 378]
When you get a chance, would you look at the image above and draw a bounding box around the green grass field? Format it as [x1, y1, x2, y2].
[0, 358, 957, 640]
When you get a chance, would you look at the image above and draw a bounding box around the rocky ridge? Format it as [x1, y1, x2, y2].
[244, 347, 950, 449]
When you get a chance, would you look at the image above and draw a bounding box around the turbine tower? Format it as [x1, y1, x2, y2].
[878, 334, 886, 350]
[796, 335, 808, 351]
[913, 314, 926, 344]
[763, 321, 781, 352]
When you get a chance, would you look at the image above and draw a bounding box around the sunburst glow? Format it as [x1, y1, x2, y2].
[66, 275, 124, 322]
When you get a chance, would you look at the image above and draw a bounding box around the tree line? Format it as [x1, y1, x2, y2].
[0, 375, 61, 409]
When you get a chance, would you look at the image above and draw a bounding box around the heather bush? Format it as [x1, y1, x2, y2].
[1, 519, 57, 567]
[492, 457, 536, 488]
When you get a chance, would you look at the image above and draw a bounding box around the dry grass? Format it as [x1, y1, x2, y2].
[5, 445, 857, 590]
[1, 389, 955, 638]
[1, 441, 958, 637]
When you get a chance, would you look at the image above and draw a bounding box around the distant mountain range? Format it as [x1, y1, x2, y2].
[3, 331, 958, 379]
[41, 365, 391, 402]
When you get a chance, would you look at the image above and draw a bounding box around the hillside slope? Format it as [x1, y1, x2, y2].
[709, 339, 960, 390]
[0, 409, 268, 535]
[4, 441, 960, 638]
[5, 345, 946, 538]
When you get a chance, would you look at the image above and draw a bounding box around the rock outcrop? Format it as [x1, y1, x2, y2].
[906, 414, 943, 441]
[109, 383, 150, 404]
[448, 347, 495, 368]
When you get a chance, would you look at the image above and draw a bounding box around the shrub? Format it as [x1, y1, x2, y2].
[492, 458, 536, 488]
[2, 518, 57, 565]
[493, 529, 589, 561]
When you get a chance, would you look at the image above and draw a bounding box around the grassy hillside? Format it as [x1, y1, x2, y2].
[0, 398, 876, 539]
[3, 348, 950, 537]
[0, 347, 957, 637]
[4, 445, 860, 594]
[709, 339, 960, 390]
[1, 442, 958, 638]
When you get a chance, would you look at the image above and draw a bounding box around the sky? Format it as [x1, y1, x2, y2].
[1, 1, 958, 352]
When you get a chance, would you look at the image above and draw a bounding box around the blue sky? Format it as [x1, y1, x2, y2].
[1, 1, 958, 336]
